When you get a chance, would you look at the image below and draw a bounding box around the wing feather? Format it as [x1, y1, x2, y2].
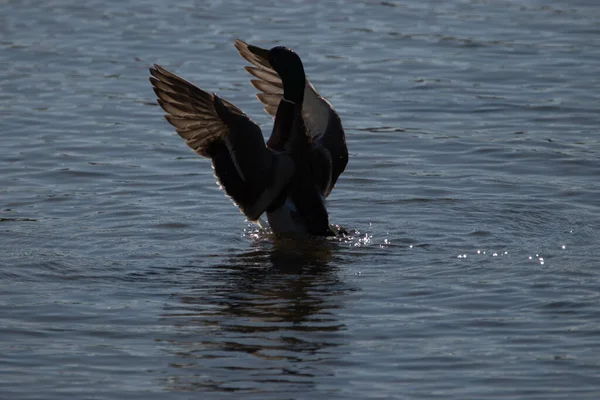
[257, 93, 283, 107]
[250, 79, 283, 96]
[149, 64, 294, 220]
[244, 66, 282, 86]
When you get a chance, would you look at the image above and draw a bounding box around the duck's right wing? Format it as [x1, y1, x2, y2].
[149, 64, 294, 221]
[234, 39, 348, 197]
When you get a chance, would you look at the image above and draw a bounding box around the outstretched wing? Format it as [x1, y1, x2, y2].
[234, 39, 348, 197]
[149, 64, 294, 221]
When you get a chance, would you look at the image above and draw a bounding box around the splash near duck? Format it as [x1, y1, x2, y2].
[149, 40, 348, 236]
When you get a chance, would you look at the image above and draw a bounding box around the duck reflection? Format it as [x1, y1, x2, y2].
[159, 237, 351, 394]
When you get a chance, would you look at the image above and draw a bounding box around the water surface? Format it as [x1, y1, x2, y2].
[2, 0, 600, 398]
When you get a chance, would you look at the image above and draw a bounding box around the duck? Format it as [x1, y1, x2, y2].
[149, 39, 348, 236]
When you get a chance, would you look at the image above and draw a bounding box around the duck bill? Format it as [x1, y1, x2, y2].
[248, 44, 270, 61]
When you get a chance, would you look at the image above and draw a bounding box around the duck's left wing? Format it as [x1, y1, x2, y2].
[234, 39, 348, 197]
[149, 64, 294, 221]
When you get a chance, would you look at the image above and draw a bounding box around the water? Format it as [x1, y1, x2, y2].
[2, 0, 600, 398]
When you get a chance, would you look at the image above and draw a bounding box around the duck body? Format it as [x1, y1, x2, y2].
[149, 40, 347, 236]
[265, 99, 332, 236]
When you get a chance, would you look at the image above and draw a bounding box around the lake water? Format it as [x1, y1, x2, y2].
[2, 0, 600, 398]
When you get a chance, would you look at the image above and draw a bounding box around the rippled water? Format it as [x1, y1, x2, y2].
[2, 0, 600, 398]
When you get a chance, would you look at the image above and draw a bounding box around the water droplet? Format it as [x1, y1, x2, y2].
[561, 245, 566, 250]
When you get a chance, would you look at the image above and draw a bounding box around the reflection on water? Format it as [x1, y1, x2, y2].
[159, 237, 350, 393]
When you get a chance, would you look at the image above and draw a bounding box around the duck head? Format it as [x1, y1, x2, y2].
[249, 45, 306, 104]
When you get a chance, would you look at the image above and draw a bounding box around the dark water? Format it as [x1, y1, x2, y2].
[2, 0, 600, 398]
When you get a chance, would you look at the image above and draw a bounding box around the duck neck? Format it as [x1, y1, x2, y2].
[282, 74, 305, 104]
[268, 98, 300, 151]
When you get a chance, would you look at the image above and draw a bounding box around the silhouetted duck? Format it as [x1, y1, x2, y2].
[149, 40, 348, 236]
